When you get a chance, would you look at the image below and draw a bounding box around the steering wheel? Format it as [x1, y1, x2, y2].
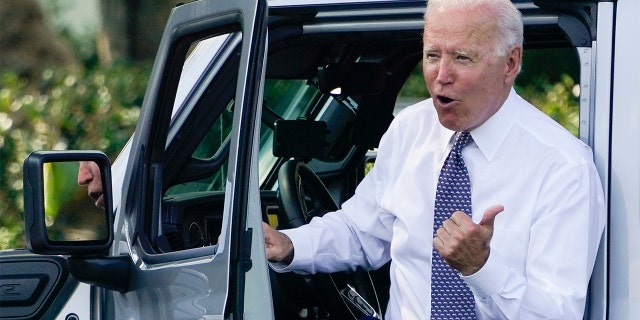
[273, 159, 380, 319]
[277, 160, 339, 227]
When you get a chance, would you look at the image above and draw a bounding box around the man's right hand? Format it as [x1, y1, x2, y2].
[263, 222, 294, 264]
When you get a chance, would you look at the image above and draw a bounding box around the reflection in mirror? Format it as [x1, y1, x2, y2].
[43, 161, 109, 242]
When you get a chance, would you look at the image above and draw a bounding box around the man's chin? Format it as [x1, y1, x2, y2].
[438, 117, 464, 131]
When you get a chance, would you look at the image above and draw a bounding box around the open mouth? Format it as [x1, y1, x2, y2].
[95, 194, 105, 208]
[437, 95, 454, 105]
[89, 191, 102, 202]
[89, 191, 105, 208]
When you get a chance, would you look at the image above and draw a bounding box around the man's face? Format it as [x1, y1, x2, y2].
[422, 5, 521, 132]
[78, 161, 105, 208]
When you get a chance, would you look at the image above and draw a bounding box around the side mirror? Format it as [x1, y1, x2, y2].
[23, 151, 114, 256]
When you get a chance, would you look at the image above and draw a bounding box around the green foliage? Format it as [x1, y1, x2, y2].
[516, 74, 580, 136]
[0, 63, 150, 249]
[44, 161, 80, 218]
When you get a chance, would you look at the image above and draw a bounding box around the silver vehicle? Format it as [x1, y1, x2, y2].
[2, 0, 639, 319]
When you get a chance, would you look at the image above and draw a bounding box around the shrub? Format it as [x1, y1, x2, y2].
[0, 62, 150, 249]
[516, 74, 580, 136]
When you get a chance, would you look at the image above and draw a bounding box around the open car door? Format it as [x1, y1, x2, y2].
[109, 0, 270, 318]
[10, 0, 271, 319]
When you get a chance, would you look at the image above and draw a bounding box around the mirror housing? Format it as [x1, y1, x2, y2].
[23, 150, 114, 256]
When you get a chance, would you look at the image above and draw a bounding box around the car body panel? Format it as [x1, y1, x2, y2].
[608, 0, 640, 317]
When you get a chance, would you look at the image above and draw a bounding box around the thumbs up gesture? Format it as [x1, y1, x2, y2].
[433, 205, 504, 276]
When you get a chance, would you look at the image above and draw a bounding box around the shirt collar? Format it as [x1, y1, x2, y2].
[468, 88, 518, 162]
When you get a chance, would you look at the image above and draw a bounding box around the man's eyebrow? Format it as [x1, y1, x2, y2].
[423, 45, 440, 54]
[454, 49, 473, 56]
[423, 47, 476, 57]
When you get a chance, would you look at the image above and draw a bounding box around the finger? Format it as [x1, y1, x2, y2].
[449, 210, 473, 228]
[479, 205, 505, 227]
[441, 219, 459, 235]
[434, 229, 455, 259]
[433, 235, 444, 251]
[435, 226, 453, 245]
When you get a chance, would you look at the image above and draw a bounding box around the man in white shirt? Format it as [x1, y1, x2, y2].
[263, 0, 606, 318]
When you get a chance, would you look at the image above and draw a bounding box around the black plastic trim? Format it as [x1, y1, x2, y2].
[0, 253, 78, 320]
[22, 151, 114, 256]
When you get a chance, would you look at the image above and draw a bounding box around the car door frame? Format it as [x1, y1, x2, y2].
[108, 0, 272, 318]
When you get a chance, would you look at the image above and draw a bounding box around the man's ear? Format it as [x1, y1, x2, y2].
[505, 45, 522, 84]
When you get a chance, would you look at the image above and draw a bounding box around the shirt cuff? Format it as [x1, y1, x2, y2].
[462, 250, 510, 298]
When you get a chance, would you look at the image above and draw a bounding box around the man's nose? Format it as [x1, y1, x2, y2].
[78, 167, 93, 185]
[436, 58, 454, 84]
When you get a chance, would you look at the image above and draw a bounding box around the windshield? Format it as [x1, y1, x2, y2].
[260, 78, 322, 185]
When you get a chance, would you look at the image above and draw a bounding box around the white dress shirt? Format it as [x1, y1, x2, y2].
[277, 89, 606, 319]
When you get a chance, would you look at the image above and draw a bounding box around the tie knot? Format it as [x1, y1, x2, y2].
[452, 131, 473, 155]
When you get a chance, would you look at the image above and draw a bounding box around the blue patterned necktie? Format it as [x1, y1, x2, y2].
[430, 131, 476, 319]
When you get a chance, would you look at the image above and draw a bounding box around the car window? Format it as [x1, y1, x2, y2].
[157, 78, 320, 252]
[154, 32, 243, 253]
[259, 78, 324, 184]
[165, 99, 234, 195]
[172, 35, 230, 121]
[165, 78, 320, 197]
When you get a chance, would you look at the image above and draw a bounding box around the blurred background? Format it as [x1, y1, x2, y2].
[0, 0, 185, 249]
[0, 0, 579, 250]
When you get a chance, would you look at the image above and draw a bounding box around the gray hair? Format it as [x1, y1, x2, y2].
[424, 0, 524, 57]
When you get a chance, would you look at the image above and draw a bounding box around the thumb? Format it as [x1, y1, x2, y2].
[479, 205, 504, 228]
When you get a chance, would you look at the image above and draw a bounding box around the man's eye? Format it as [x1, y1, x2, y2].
[424, 53, 440, 61]
[457, 55, 471, 61]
